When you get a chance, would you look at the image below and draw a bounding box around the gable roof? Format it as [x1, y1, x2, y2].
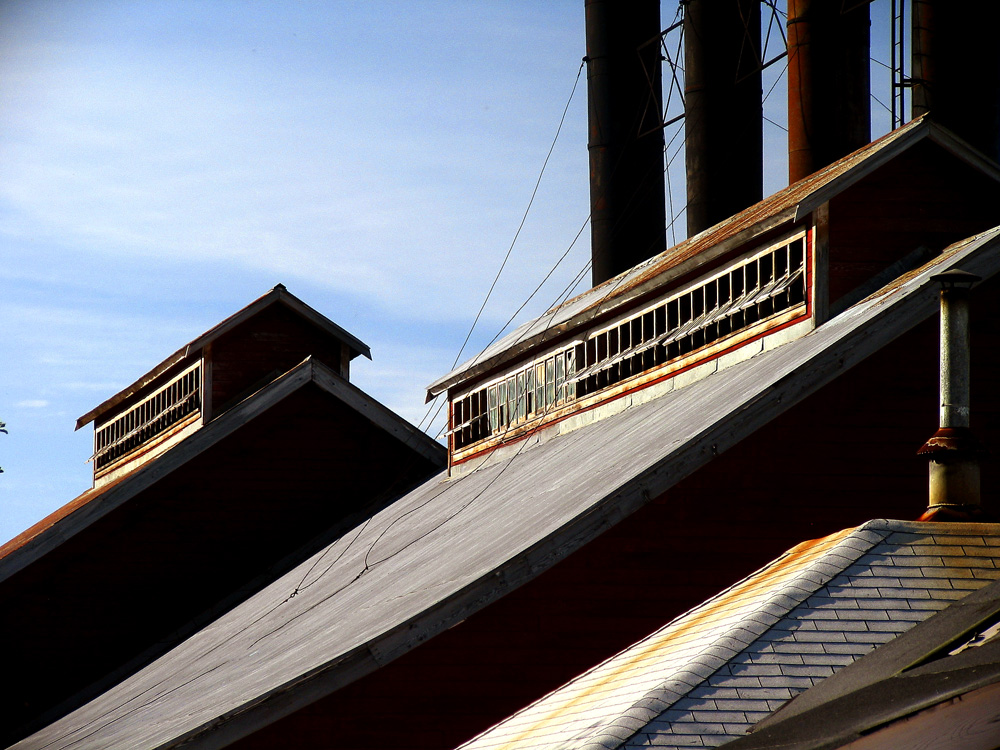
[426, 117, 1000, 400]
[456, 520, 1000, 750]
[2, 356, 445, 745]
[15, 225, 1000, 750]
[2, 357, 441, 582]
[726, 568, 1000, 750]
[75, 284, 372, 430]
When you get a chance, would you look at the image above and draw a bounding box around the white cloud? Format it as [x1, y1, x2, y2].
[14, 400, 49, 408]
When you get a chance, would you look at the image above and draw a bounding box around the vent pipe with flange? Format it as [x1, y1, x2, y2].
[586, 0, 666, 287]
[918, 269, 987, 521]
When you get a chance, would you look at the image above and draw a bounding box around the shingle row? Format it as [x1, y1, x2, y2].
[624, 521, 1000, 750]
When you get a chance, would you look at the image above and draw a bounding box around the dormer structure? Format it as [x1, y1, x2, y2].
[428, 118, 1000, 473]
[2, 288, 444, 742]
[75, 284, 371, 486]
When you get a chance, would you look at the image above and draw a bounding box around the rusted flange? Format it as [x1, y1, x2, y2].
[917, 426, 987, 458]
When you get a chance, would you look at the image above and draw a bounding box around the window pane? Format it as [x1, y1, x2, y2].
[555, 354, 565, 404]
[516, 372, 525, 421]
[488, 386, 498, 432]
[545, 358, 555, 406]
[535, 363, 545, 410]
[507, 377, 516, 425]
[566, 348, 577, 400]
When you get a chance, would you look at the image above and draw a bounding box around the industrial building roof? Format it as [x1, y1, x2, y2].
[15, 224, 1000, 750]
[75, 284, 372, 431]
[725, 561, 1000, 750]
[426, 117, 1000, 400]
[456, 520, 1000, 750]
[0, 357, 442, 581]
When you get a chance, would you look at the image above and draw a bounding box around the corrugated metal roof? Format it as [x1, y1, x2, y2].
[426, 118, 1000, 400]
[456, 521, 1000, 750]
[75, 285, 372, 430]
[14, 226, 1000, 750]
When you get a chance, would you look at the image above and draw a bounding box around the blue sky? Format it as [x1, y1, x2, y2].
[0, 1, 896, 543]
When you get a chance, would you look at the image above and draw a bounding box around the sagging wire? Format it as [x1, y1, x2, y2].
[408, 57, 588, 442]
[448, 58, 586, 374]
[245, 250, 597, 651]
[246, 56, 597, 630]
[236, 39, 685, 654]
[263, 0, 816, 635]
[249, 118, 661, 647]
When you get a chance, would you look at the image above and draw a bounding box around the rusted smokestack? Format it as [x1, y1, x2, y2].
[786, 0, 871, 184]
[684, 0, 762, 237]
[586, 0, 666, 287]
[918, 269, 986, 521]
[912, 0, 1000, 163]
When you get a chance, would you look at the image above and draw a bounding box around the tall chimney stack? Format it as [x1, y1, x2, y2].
[918, 269, 986, 521]
[786, 0, 871, 183]
[586, 0, 666, 287]
[684, 0, 762, 237]
[912, 0, 1000, 163]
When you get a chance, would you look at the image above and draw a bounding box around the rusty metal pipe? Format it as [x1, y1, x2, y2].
[684, 0, 762, 236]
[939, 273, 973, 430]
[786, 0, 870, 184]
[919, 270, 983, 515]
[586, 0, 666, 286]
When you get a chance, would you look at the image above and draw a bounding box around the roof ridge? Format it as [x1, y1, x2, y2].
[76, 286, 371, 431]
[577, 524, 889, 750]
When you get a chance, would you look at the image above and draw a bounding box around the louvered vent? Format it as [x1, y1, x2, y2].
[452, 234, 807, 452]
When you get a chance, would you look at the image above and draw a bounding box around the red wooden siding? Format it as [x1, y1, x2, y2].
[828, 141, 1000, 303]
[209, 304, 349, 417]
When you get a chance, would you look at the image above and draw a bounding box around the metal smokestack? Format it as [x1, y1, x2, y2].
[786, 0, 871, 183]
[684, 0, 762, 236]
[912, 0, 1000, 163]
[586, 0, 666, 287]
[918, 269, 986, 520]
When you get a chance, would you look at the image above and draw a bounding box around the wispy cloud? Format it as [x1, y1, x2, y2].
[14, 400, 49, 408]
[0, 0, 593, 543]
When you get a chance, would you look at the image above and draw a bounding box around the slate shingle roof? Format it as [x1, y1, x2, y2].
[457, 520, 1000, 750]
[723, 575, 1000, 750]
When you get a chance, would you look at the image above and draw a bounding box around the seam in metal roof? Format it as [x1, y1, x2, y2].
[14, 227, 1000, 750]
[457, 521, 1000, 750]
